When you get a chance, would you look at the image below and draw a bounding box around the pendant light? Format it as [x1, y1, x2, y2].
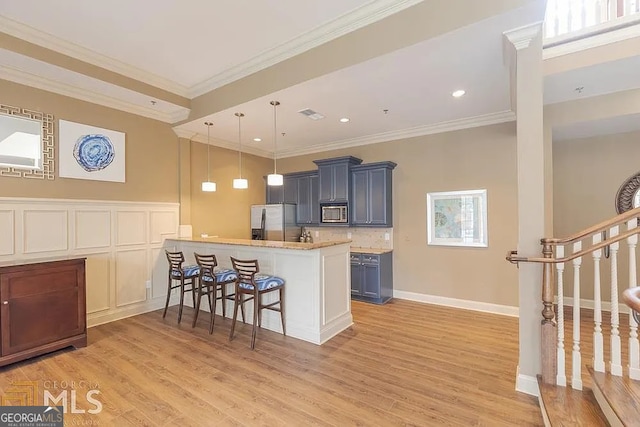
[201, 121, 216, 192]
[233, 112, 248, 189]
[267, 100, 283, 186]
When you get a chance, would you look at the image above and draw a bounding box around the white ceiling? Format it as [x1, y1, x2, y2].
[0, 0, 415, 96]
[174, 7, 534, 157]
[553, 113, 640, 141]
[0, 1, 562, 157]
[544, 54, 640, 105]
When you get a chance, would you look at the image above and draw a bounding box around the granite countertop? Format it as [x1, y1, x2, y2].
[169, 237, 351, 250]
[350, 247, 393, 254]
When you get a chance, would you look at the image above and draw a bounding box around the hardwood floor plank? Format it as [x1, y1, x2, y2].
[0, 299, 543, 426]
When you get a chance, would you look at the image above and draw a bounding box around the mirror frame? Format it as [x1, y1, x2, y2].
[615, 171, 640, 214]
[0, 104, 54, 180]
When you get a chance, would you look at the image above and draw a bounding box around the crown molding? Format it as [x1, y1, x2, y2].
[277, 111, 516, 158]
[543, 18, 640, 59]
[0, 64, 189, 123]
[187, 0, 423, 98]
[174, 129, 272, 159]
[504, 22, 543, 50]
[0, 15, 190, 97]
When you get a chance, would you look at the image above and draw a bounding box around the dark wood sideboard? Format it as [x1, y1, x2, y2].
[0, 257, 87, 367]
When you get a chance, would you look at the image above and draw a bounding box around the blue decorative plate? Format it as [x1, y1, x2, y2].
[73, 134, 115, 172]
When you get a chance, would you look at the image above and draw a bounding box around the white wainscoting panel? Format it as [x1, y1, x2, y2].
[0, 197, 179, 327]
[23, 209, 68, 253]
[150, 211, 178, 244]
[85, 252, 111, 314]
[116, 211, 146, 246]
[322, 251, 349, 325]
[75, 210, 111, 249]
[115, 248, 147, 307]
[0, 210, 14, 255]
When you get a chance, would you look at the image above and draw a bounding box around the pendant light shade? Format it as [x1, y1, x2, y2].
[201, 121, 216, 192]
[233, 112, 248, 189]
[268, 100, 283, 186]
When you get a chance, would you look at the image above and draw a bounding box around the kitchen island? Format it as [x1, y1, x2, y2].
[154, 237, 353, 345]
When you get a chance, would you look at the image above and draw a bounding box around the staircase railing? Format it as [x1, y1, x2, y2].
[545, 0, 640, 40]
[507, 206, 640, 388]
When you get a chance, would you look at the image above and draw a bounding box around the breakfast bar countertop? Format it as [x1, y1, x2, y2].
[350, 247, 393, 254]
[172, 236, 351, 250]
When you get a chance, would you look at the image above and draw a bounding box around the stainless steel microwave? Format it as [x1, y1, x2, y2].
[321, 204, 348, 223]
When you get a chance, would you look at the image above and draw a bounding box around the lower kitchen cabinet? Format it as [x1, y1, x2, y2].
[350, 251, 393, 304]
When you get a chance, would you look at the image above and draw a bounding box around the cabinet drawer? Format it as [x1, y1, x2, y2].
[350, 254, 361, 263]
[361, 255, 379, 264]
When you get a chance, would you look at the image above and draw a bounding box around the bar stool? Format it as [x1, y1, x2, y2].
[229, 257, 286, 349]
[163, 250, 199, 323]
[193, 253, 245, 333]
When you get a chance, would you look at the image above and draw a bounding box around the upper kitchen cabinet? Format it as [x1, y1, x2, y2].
[313, 156, 362, 203]
[296, 172, 319, 225]
[350, 161, 397, 227]
[265, 175, 297, 204]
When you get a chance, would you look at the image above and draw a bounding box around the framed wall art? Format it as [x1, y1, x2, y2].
[427, 189, 488, 247]
[59, 120, 125, 182]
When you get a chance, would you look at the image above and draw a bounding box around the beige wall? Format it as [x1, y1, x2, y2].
[0, 79, 179, 202]
[278, 122, 520, 307]
[0, 78, 272, 239]
[554, 129, 640, 300]
[189, 141, 272, 239]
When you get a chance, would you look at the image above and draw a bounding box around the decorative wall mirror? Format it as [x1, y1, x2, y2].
[615, 171, 640, 213]
[0, 104, 54, 179]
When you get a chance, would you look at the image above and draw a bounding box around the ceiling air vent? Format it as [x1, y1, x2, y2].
[298, 108, 325, 121]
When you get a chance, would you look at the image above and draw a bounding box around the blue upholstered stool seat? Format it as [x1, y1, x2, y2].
[171, 265, 199, 278]
[201, 268, 237, 283]
[239, 273, 285, 291]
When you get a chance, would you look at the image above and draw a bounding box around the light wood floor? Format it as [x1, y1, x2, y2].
[0, 300, 542, 426]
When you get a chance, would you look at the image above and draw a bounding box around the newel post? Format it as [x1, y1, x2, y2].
[541, 241, 557, 384]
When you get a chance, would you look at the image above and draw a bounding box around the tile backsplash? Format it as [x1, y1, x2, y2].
[304, 226, 393, 250]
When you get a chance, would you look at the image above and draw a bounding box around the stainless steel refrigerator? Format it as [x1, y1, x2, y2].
[250, 204, 298, 241]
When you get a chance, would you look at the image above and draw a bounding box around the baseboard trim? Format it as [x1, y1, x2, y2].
[516, 368, 540, 397]
[88, 297, 168, 328]
[393, 290, 519, 317]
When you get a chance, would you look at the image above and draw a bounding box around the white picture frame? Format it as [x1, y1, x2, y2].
[427, 189, 488, 247]
[58, 120, 125, 182]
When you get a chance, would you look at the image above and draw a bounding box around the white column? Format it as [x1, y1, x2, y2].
[504, 23, 546, 396]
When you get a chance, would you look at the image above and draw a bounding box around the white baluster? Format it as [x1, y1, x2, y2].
[624, 0, 634, 15]
[611, 0, 620, 18]
[627, 219, 640, 379]
[592, 234, 605, 372]
[572, 241, 583, 390]
[596, 0, 606, 22]
[610, 225, 623, 376]
[557, 245, 567, 386]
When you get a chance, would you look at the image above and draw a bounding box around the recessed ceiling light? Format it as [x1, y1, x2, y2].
[253, 138, 262, 142]
[452, 90, 466, 98]
[339, 118, 350, 123]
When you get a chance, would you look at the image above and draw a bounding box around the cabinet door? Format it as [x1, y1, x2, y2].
[367, 168, 388, 225]
[350, 259, 362, 296]
[309, 175, 320, 224]
[332, 163, 350, 202]
[266, 183, 284, 204]
[318, 165, 334, 202]
[296, 176, 311, 224]
[362, 261, 381, 298]
[283, 176, 298, 204]
[1, 264, 85, 356]
[351, 170, 369, 225]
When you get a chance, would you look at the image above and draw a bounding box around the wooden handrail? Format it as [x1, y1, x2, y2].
[623, 287, 640, 314]
[507, 226, 640, 264]
[542, 206, 640, 245]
